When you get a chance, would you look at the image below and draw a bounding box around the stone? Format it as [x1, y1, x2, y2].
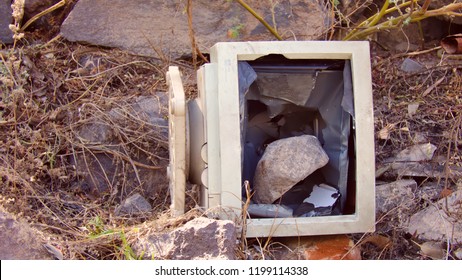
[0, 207, 53, 259]
[0, 0, 13, 44]
[394, 143, 437, 162]
[401, 58, 424, 73]
[384, 161, 462, 179]
[115, 193, 152, 216]
[60, 0, 331, 59]
[416, 183, 443, 202]
[133, 217, 237, 260]
[376, 179, 417, 214]
[389, 143, 439, 178]
[407, 190, 462, 242]
[253, 135, 329, 204]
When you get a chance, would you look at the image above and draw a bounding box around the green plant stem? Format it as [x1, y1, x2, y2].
[344, 2, 462, 41]
[368, 0, 390, 27]
[235, 0, 283, 40]
[20, 0, 67, 32]
[344, 0, 417, 41]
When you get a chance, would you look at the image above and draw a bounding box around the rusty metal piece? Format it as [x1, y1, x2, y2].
[441, 34, 462, 54]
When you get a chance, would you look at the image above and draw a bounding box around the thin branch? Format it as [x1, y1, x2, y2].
[235, 0, 283, 41]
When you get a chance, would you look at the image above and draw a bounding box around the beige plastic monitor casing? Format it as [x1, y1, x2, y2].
[168, 41, 375, 237]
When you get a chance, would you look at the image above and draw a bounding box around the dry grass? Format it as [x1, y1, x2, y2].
[0, 38, 187, 259]
[356, 47, 462, 260]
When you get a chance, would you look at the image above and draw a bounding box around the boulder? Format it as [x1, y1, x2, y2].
[133, 217, 237, 260]
[0, 207, 53, 259]
[407, 190, 462, 242]
[0, 0, 13, 44]
[253, 135, 329, 204]
[376, 179, 417, 214]
[60, 0, 331, 59]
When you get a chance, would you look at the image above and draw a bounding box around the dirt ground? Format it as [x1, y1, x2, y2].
[1, 1, 461, 260]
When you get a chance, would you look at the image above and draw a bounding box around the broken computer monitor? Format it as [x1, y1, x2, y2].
[239, 55, 356, 219]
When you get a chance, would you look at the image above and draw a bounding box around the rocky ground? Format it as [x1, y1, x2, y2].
[0, 0, 461, 260]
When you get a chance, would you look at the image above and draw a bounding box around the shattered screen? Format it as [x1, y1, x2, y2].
[238, 55, 355, 219]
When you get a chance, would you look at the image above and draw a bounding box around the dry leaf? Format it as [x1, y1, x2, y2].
[360, 234, 392, 250]
[419, 241, 445, 260]
[378, 123, 395, 140]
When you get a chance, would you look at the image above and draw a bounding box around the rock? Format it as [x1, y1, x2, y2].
[72, 93, 168, 198]
[388, 143, 440, 178]
[384, 161, 462, 179]
[401, 58, 424, 73]
[394, 143, 437, 162]
[133, 217, 237, 260]
[376, 179, 417, 214]
[407, 190, 462, 242]
[60, 0, 331, 59]
[392, 162, 462, 179]
[0, 207, 53, 259]
[416, 182, 443, 202]
[253, 135, 329, 204]
[115, 193, 152, 216]
[0, 0, 13, 44]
